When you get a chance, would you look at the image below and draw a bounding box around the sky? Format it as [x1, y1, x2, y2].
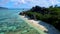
[0, 0, 60, 8]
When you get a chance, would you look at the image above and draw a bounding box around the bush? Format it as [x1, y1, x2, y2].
[19, 5, 60, 31]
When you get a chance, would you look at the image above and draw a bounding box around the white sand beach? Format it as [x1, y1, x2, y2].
[20, 15, 60, 34]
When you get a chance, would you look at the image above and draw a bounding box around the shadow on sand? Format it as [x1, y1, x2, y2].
[38, 21, 60, 34]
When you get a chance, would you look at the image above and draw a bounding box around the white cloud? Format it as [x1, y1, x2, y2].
[11, 0, 26, 4]
[0, 0, 60, 8]
[49, 0, 60, 5]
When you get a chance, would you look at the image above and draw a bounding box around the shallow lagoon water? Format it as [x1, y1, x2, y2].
[0, 9, 46, 34]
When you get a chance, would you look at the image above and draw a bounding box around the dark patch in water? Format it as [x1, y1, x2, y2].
[0, 18, 8, 21]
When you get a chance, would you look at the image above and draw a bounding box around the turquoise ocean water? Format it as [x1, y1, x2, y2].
[0, 9, 46, 34]
[0, 9, 25, 34]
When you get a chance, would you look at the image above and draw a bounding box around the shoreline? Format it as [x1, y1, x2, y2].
[20, 15, 60, 34]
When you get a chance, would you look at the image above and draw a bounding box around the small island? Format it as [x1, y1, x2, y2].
[19, 5, 60, 34]
[0, 7, 8, 9]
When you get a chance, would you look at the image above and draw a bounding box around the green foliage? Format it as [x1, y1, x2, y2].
[20, 5, 60, 31]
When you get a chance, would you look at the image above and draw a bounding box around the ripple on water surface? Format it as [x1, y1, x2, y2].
[0, 10, 46, 34]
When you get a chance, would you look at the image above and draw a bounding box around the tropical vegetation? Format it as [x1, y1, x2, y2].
[19, 5, 60, 31]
